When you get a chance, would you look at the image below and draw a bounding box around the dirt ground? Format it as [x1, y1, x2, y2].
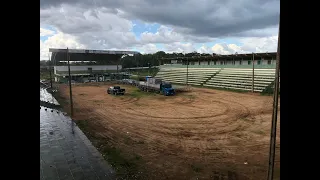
[58, 83, 280, 180]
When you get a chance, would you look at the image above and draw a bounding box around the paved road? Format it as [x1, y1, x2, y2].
[40, 89, 115, 180]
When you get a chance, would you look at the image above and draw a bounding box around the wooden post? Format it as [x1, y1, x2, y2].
[267, 16, 280, 180]
[186, 57, 189, 86]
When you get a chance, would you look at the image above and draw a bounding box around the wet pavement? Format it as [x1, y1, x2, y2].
[40, 88, 115, 180]
[40, 88, 60, 105]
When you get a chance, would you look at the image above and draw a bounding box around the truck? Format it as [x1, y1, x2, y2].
[107, 86, 125, 95]
[138, 78, 175, 96]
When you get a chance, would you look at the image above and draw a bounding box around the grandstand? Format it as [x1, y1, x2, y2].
[49, 48, 139, 83]
[156, 68, 221, 86]
[155, 52, 278, 92]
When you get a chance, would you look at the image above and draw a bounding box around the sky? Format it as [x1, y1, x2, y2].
[40, 0, 279, 60]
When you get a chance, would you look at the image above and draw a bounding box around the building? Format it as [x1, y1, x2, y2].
[161, 52, 277, 68]
[49, 48, 139, 83]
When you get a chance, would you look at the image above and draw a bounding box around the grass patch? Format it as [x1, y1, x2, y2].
[252, 130, 266, 135]
[203, 85, 249, 93]
[177, 83, 250, 93]
[274, 167, 280, 180]
[190, 164, 203, 173]
[129, 88, 156, 98]
[40, 71, 52, 80]
[76, 119, 148, 179]
[124, 136, 134, 145]
[133, 102, 143, 106]
[183, 94, 195, 99]
[240, 118, 250, 121]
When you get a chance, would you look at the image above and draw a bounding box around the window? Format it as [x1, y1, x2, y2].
[239, 60, 242, 65]
[257, 60, 261, 65]
[248, 61, 251, 65]
[224, 61, 226, 65]
[268, 60, 272, 65]
[232, 61, 235, 65]
[88, 67, 92, 73]
[214, 61, 216, 65]
[220, 61, 223, 65]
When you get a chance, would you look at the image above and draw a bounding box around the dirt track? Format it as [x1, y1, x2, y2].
[59, 83, 280, 180]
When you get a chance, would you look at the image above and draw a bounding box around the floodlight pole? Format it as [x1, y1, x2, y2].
[117, 62, 119, 80]
[267, 16, 280, 180]
[48, 54, 53, 89]
[252, 53, 255, 92]
[187, 57, 189, 86]
[67, 47, 74, 134]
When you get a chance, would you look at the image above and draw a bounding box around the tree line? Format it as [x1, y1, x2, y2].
[40, 51, 215, 68]
[121, 51, 214, 68]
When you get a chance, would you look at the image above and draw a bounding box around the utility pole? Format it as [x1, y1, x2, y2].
[252, 53, 255, 92]
[67, 47, 74, 134]
[187, 57, 189, 86]
[267, 17, 280, 180]
[116, 62, 119, 80]
[48, 53, 53, 89]
[183, 52, 189, 86]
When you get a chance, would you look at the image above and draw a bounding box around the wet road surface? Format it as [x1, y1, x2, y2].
[40, 88, 115, 180]
[40, 88, 60, 105]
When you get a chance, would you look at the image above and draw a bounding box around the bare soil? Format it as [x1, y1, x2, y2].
[58, 83, 280, 180]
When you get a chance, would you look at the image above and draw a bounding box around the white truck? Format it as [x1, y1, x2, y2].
[138, 78, 175, 96]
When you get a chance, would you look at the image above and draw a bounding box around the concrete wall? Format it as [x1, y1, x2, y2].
[200, 61, 208, 65]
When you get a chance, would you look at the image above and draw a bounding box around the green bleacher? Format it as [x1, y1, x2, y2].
[204, 68, 276, 92]
[155, 68, 220, 86]
[155, 66, 277, 92]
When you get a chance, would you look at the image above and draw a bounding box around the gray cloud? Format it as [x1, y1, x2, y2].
[40, 0, 279, 38]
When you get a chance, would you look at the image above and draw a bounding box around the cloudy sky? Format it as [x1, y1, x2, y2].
[40, 0, 279, 60]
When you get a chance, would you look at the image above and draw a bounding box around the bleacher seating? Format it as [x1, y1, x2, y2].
[155, 68, 220, 86]
[155, 67, 277, 92]
[203, 68, 276, 92]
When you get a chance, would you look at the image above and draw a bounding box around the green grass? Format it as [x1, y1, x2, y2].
[74, 119, 148, 179]
[189, 84, 249, 93]
[240, 118, 250, 121]
[183, 94, 195, 99]
[252, 130, 266, 135]
[274, 167, 280, 180]
[128, 88, 156, 98]
[190, 164, 203, 173]
[40, 71, 53, 80]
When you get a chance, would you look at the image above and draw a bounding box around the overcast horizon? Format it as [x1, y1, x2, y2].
[40, 0, 280, 60]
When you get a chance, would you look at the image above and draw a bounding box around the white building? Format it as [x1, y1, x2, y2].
[49, 48, 139, 83]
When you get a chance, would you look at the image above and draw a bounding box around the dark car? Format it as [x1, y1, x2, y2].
[107, 86, 125, 95]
